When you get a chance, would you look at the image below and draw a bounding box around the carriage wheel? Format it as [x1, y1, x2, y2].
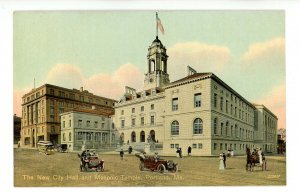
[157, 164, 166, 173]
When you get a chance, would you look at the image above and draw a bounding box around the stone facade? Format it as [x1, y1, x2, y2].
[114, 37, 277, 156]
[254, 104, 278, 153]
[20, 84, 116, 148]
[60, 108, 116, 151]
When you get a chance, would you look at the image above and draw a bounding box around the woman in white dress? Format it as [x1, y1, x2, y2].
[258, 148, 263, 165]
[219, 154, 225, 170]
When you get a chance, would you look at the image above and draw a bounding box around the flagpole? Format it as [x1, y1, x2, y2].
[156, 12, 158, 38]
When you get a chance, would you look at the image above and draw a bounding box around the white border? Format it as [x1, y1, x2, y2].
[1, 0, 300, 194]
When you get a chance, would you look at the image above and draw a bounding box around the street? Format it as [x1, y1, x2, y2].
[14, 148, 286, 186]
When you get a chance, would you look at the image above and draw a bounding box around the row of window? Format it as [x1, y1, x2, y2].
[170, 143, 203, 149]
[213, 93, 253, 123]
[172, 93, 201, 111]
[76, 120, 105, 129]
[213, 118, 254, 139]
[121, 116, 155, 128]
[121, 104, 155, 115]
[171, 118, 203, 136]
[23, 126, 56, 135]
[215, 89, 252, 111]
[213, 142, 254, 151]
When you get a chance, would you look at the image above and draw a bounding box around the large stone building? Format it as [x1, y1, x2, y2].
[113, 36, 277, 156]
[253, 104, 278, 153]
[20, 84, 116, 148]
[60, 107, 116, 151]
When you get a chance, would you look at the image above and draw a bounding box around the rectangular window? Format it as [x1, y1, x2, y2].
[194, 93, 201, 107]
[50, 107, 54, 115]
[94, 121, 98, 128]
[141, 117, 144, 125]
[198, 143, 203, 149]
[51, 126, 55, 133]
[220, 143, 223, 150]
[132, 108, 135, 113]
[214, 93, 217, 108]
[141, 106, 144, 112]
[50, 115, 54, 122]
[150, 116, 155, 125]
[78, 120, 82, 127]
[221, 123, 224, 135]
[172, 98, 178, 111]
[69, 120, 71, 127]
[69, 93, 75, 99]
[192, 144, 197, 149]
[175, 144, 179, 148]
[50, 89, 54, 95]
[101, 123, 105, 129]
[50, 99, 54, 107]
[131, 118, 136, 126]
[62, 121, 65, 128]
[121, 120, 125, 128]
[226, 100, 228, 113]
[214, 143, 217, 150]
[170, 144, 175, 149]
[80, 96, 84, 102]
[121, 110, 124, 115]
[225, 143, 228, 150]
[235, 107, 237, 117]
[220, 97, 223, 111]
[151, 104, 154, 110]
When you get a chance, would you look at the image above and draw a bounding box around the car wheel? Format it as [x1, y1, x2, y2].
[139, 162, 145, 171]
[157, 164, 166, 173]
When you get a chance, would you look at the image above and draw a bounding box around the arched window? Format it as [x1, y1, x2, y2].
[69, 132, 71, 141]
[171, 121, 179, 135]
[213, 118, 218, 134]
[63, 133, 66, 141]
[131, 131, 136, 142]
[193, 118, 203, 134]
[140, 131, 145, 142]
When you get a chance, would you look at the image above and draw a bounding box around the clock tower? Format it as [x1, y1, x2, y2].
[144, 36, 170, 90]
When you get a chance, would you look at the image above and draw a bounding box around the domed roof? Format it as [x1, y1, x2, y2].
[151, 36, 163, 47]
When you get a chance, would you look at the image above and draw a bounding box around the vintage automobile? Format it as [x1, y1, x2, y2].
[56, 144, 68, 153]
[135, 153, 178, 173]
[37, 141, 55, 155]
[78, 150, 105, 172]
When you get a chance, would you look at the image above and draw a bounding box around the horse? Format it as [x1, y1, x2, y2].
[246, 147, 266, 172]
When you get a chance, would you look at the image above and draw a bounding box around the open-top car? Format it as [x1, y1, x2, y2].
[56, 144, 68, 153]
[135, 153, 178, 173]
[78, 150, 104, 172]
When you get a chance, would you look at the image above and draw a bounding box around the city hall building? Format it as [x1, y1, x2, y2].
[113, 36, 278, 156]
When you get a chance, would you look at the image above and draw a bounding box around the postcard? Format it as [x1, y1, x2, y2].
[13, 10, 286, 187]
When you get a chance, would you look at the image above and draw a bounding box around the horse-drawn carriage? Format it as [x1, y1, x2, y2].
[78, 150, 105, 172]
[246, 147, 267, 172]
[135, 153, 178, 173]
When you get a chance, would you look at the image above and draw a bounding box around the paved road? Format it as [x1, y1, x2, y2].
[14, 148, 286, 186]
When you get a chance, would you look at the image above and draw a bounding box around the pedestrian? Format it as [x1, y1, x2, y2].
[120, 149, 124, 160]
[222, 152, 227, 168]
[179, 148, 183, 158]
[258, 148, 263, 165]
[219, 153, 225, 170]
[187, 146, 192, 156]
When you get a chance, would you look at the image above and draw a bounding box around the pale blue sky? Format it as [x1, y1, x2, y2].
[13, 11, 285, 127]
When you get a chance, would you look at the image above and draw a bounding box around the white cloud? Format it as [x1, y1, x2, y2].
[168, 42, 232, 81]
[241, 37, 285, 68]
